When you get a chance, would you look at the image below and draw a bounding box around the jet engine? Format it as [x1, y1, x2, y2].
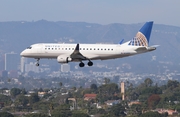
[57, 55, 72, 63]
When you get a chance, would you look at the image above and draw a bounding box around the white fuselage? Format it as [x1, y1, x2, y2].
[21, 43, 149, 61]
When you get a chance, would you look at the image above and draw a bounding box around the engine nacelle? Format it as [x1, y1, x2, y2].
[57, 55, 72, 63]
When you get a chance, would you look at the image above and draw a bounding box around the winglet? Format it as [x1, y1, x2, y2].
[119, 39, 124, 45]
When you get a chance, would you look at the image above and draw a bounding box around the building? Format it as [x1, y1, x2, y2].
[105, 100, 120, 106]
[61, 64, 70, 72]
[121, 82, 125, 100]
[5, 53, 19, 71]
[84, 94, 97, 101]
[25, 62, 39, 73]
[38, 92, 46, 98]
[20, 57, 25, 73]
[128, 101, 141, 106]
[8, 70, 18, 78]
[156, 109, 178, 116]
[1, 89, 10, 96]
[1, 70, 8, 78]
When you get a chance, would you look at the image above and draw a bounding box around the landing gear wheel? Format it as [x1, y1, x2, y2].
[79, 62, 85, 67]
[36, 63, 39, 66]
[36, 58, 40, 66]
[88, 61, 93, 66]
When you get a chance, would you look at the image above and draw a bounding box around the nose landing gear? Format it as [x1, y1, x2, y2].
[36, 58, 40, 66]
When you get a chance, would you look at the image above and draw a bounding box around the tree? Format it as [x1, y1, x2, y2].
[0, 94, 12, 106]
[24, 113, 48, 117]
[72, 111, 90, 117]
[97, 83, 119, 102]
[59, 82, 63, 88]
[21, 88, 27, 95]
[29, 93, 40, 104]
[51, 104, 72, 117]
[144, 78, 153, 87]
[10, 88, 21, 98]
[131, 104, 142, 116]
[104, 78, 110, 84]
[38, 88, 43, 92]
[15, 94, 29, 107]
[73, 86, 76, 91]
[0, 112, 14, 117]
[90, 84, 98, 90]
[140, 111, 162, 117]
[148, 94, 161, 109]
[109, 104, 126, 117]
[167, 80, 179, 89]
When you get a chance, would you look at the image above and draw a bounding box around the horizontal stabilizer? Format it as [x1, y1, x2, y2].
[135, 46, 156, 52]
[150, 45, 160, 48]
[135, 47, 147, 52]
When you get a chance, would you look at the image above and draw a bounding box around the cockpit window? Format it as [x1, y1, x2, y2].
[27, 47, 32, 49]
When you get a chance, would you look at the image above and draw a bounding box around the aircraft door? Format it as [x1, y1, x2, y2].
[36, 44, 43, 54]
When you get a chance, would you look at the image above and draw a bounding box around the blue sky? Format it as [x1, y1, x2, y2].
[0, 0, 180, 26]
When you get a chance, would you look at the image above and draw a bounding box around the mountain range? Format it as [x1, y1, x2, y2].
[0, 20, 180, 74]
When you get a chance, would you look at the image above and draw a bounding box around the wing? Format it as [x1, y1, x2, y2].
[70, 44, 87, 60]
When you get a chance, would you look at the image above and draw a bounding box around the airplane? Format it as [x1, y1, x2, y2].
[20, 21, 156, 67]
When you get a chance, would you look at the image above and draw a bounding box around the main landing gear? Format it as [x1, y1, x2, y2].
[79, 61, 93, 67]
[36, 58, 40, 66]
[79, 62, 85, 67]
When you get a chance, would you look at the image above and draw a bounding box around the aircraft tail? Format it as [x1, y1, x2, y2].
[128, 21, 153, 47]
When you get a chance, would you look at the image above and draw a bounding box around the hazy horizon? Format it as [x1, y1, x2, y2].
[0, 0, 180, 26]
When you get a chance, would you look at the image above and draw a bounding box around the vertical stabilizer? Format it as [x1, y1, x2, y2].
[128, 21, 153, 47]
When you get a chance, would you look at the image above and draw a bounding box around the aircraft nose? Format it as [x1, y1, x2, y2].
[20, 50, 26, 56]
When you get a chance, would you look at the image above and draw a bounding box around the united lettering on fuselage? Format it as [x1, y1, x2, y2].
[20, 21, 157, 67]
